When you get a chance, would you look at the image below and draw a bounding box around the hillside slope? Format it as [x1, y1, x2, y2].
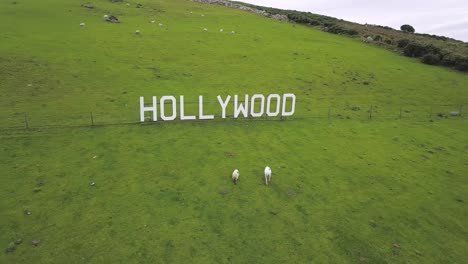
[1, 0, 468, 125]
[1, 0, 467, 263]
[227, 0, 468, 72]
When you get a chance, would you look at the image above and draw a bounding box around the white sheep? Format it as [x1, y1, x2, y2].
[126, 3, 130, 6]
[203, 28, 208, 32]
[219, 29, 224, 32]
[150, 20, 156, 24]
[158, 23, 163, 27]
[364, 36, 373, 43]
[103, 14, 109, 20]
[135, 30, 141, 35]
[264, 166, 272, 185]
[231, 31, 235, 34]
[79, 22, 86, 27]
[232, 169, 240, 184]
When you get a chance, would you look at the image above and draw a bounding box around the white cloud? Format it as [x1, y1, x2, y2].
[241, 0, 468, 41]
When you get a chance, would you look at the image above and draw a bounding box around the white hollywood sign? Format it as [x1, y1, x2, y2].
[140, 94, 296, 122]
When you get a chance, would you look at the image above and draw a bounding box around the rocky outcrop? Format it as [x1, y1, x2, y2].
[194, 0, 289, 22]
[270, 14, 288, 22]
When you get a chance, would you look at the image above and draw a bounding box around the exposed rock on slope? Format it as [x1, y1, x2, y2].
[194, 0, 289, 22]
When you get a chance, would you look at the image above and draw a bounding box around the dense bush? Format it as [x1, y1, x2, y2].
[287, 13, 316, 24]
[440, 54, 457, 67]
[403, 43, 441, 58]
[374, 25, 395, 30]
[415, 51, 468, 71]
[401, 24, 415, 33]
[373, 35, 382, 41]
[421, 53, 441, 65]
[397, 39, 410, 48]
[308, 20, 321, 26]
[326, 25, 358, 36]
[454, 57, 468, 71]
[403, 43, 428, 57]
[417, 33, 454, 41]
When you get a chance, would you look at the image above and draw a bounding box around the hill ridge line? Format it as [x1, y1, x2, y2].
[193, 0, 289, 21]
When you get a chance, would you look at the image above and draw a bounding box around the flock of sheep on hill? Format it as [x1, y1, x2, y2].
[232, 166, 272, 186]
[78, 9, 236, 35]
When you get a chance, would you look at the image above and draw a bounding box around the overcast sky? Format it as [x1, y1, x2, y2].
[241, 0, 468, 41]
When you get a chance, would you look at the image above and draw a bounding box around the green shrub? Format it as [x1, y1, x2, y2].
[326, 25, 358, 36]
[421, 53, 441, 65]
[401, 24, 415, 33]
[403, 43, 428, 57]
[454, 57, 468, 71]
[440, 54, 468, 71]
[440, 54, 457, 67]
[403, 43, 441, 58]
[397, 39, 410, 48]
[308, 20, 321, 26]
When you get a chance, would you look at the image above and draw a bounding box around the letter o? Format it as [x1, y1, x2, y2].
[250, 94, 265, 117]
[160, 96, 177, 121]
[266, 94, 281, 117]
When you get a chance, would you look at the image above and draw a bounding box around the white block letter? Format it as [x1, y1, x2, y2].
[250, 94, 265, 117]
[160, 96, 177, 121]
[199, 96, 214, 120]
[140, 96, 157, 122]
[180, 96, 195, 120]
[266, 94, 281, 117]
[281, 93, 296, 117]
[217, 95, 231, 119]
[234, 95, 249, 118]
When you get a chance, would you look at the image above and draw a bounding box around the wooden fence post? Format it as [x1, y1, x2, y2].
[24, 113, 29, 129]
[90, 112, 94, 126]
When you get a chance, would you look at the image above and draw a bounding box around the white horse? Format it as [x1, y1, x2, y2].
[264, 166, 272, 185]
[232, 169, 240, 185]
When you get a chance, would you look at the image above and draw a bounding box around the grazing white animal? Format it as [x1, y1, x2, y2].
[201, 14, 205, 17]
[264, 166, 272, 185]
[203, 28, 208, 31]
[363, 36, 373, 43]
[126, 3, 130, 6]
[219, 29, 224, 32]
[150, 20, 156, 24]
[103, 14, 109, 19]
[158, 23, 163, 27]
[231, 31, 235, 34]
[79, 22, 86, 27]
[232, 169, 240, 185]
[135, 30, 141, 35]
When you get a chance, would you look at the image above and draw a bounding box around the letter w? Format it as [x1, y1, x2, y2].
[234, 95, 249, 118]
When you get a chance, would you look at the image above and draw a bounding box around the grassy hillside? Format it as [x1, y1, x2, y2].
[1, 0, 467, 263]
[234, 1, 468, 72]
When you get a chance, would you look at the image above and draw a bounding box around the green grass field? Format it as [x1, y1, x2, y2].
[1, 0, 467, 263]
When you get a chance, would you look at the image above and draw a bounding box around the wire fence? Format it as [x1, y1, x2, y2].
[0, 103, 465, 131]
